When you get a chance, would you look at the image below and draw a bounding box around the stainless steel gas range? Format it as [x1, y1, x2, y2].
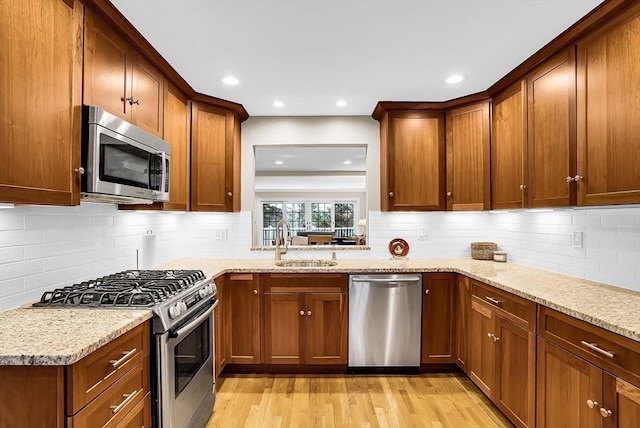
[34, 269, 217, 428]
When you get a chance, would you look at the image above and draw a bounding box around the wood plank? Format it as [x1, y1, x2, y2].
[208, 373, 512, 428]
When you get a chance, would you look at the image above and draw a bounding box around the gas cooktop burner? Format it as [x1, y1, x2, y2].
[33, 270, 207, 308]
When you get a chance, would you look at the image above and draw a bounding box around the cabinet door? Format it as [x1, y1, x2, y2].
[382, 111, 446, 211]
[446, 102, 491, 210]
[305, 293, 347, 365]
[263, 293, 304, 364]
[130, 54, 164, 138]
[604, 374, 640, 428]
[494, 316, 536, 428]
[227, 274, 261, 364]
[468, 299, 496, 398]
[491, 81, 527, 209]
[527, 48, 577, 208]
[84, 9, 131, 120]
[0, 0, 82, 206]
[191, 102, 240, 212]
[537, 337, 602, 428]
[455, 275, 470, 372]
[162, 84, 190, 211]
[577, 7, 640, 206]
[422, 273, 456, 364]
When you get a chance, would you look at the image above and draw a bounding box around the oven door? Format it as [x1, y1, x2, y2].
[158, 300, 217, 428]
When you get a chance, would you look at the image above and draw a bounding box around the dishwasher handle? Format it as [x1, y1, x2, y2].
[351, 277, 422, 283]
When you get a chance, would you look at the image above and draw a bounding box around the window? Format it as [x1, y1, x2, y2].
[258, 199, 358, 246]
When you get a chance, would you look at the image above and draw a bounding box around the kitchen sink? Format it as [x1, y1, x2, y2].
[275, 259, 338, 267]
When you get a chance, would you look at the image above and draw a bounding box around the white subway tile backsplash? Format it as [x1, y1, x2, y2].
[585, 248, 618, 263]
[0, 278, 24, 298]
[602, 215, 640, 228]
[0, 247, 24, 264]
[0, 259, 43, 281]
[24, 215, 61, 229]
[0, 213, 24, 230]
[0, 230, 44, 247]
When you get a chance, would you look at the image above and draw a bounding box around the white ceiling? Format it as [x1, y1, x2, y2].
[111, 0, 603, 117]
[254, 145, 367, 173]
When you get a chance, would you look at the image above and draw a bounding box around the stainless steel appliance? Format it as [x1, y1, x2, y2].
[34, 269, 217, 428]
[348, 274, 422, 372]
[81, 105, 170, 204]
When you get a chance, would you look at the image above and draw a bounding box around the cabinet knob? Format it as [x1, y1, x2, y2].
[566, 176, 575, 183]
[586, 399, 599, 409]
[227, 192, 233, 197]
[519, 184, 527, 191]
[487, 333, 493, 339]
[574, 175, 584, 182]
[253, 289, 258, 295]
[307, 310, 312, 316]
[299, 310, 304, 316]
[389, 191, 394, 197]
[493, 335, 500, 342]
[74, 167, 85, 175]
[446, 192, 452, 198]
[425, 289, 430, 295]
[599, 408, 612, 418]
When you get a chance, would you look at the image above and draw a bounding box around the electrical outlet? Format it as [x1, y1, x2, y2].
[417, 227, 430, 240]
[215, 229, 228, 240]
[572, 231, 583, 249]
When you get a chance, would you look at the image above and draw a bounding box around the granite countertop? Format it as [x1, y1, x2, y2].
[0, 308, 152, 366]
[2, 257, 638, 366]
[161, 257, 640, 343]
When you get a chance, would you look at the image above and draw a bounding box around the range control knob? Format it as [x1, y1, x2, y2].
[168, 304, 181, 319]
[178, 302, 187, 312]
[199, 288, 208, 298]
[207, 284, 215, 294]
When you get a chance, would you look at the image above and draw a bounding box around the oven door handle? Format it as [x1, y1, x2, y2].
[168, 299, 218, 340]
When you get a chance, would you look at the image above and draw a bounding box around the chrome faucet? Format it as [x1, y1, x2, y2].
[275, 218, 290, 261]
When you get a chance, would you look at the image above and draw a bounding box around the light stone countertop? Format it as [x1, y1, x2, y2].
[0, 308, 152, 365]
[161, 257, 640, 343]
[2, 257, 639, 366]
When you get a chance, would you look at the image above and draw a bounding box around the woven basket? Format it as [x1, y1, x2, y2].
[471, 242, 497, 260]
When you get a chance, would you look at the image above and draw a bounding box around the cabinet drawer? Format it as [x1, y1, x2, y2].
[471, 280, 536, 331]
[538, 306, 640, 385]
[114, 392, 151, 428]
[68, 358, 150, 428]
[263, 273, 347, 293]
[67, 322, 150, 414]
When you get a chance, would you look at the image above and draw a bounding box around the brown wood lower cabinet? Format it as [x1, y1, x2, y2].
[455, 275, 470, 371]
[214, 275, 228, 378]
[0, 322, 150, 428]
[467, 281, 536, 428]
[226, 273, 261, 364]
[421, 273, 456, 364]
[262, 273, 348, 365]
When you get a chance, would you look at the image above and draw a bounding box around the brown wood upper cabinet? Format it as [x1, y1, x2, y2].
[445, 102, 491, 210]
[491, 80, 527, 210]
[0, 0, 83, 206]
[84, 9, 164, 138]
[576, 4, 640, 206]
[262, 273, 348, 365]
[421, 273, 456, 364]
[379, 110, 446, 211]
[527, 48, 577, 208]
[190, 101, 241, 212]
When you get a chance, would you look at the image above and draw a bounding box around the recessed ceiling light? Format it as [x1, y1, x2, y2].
[336, 99, 347, 107]
[343, 160, 352, 165]
[273, 100, 284, 108]
[221, 75, 239, 85]
[274, 160, 284, 165]
[446, 74, 466, 84]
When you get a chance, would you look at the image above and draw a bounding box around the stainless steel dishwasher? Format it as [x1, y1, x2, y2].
[348, 274, 422, 373]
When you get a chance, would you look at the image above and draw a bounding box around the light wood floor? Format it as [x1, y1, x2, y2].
[207, 373, 513, 428]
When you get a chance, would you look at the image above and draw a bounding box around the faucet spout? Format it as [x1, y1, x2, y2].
[275, 218, 291, 261]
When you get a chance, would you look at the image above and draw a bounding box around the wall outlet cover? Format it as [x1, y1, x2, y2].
[572, 231, 583, 249]
[417, 227, 430, 240]
[215, 229, 228, 240]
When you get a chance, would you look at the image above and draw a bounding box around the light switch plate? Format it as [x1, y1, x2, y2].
[572, 231, 583, 249]
[417, 227, 430, 240]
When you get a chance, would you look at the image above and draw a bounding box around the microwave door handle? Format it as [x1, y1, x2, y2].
[159, 151, 167, 192]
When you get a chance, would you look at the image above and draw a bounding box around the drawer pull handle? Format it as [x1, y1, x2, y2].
[586, 399, 598, 409]
[110, 389, 139, 414]
[599, 408, 612, 418]
[580, 341, 615, 359]
[485, 296, 501, 305]
[109, 348, 137, 368]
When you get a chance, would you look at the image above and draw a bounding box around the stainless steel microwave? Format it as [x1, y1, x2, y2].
[81, 105, 170, 204]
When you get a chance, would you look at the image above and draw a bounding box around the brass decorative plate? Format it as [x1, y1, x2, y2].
[388, 238, 409, 258]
